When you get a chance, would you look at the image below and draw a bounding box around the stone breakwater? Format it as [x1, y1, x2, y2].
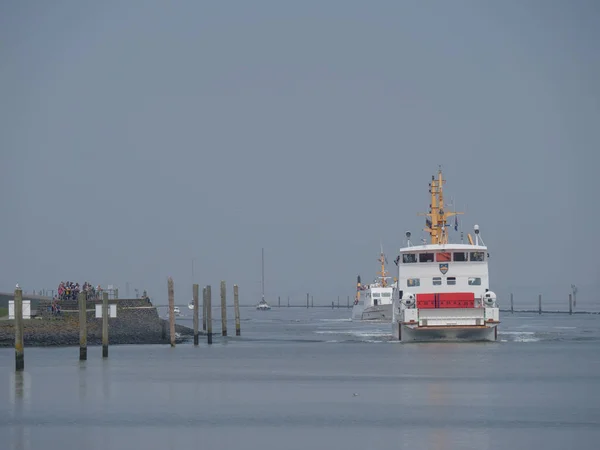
[0, 299, 196, 347]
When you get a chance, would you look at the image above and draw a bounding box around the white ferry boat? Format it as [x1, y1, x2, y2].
[352, 250, 395, 321]
[392, 168, 499, 342]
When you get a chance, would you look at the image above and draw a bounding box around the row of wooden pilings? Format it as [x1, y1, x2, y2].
[166, 278, 241, 347]
[12, 280, 242, 371]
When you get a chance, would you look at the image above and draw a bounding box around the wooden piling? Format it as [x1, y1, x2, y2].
[510, 293, 514, 314]
[278, 296, 280, 308]
[347, 295, 350, 308]
[193, 284, 199, 346]
[287, 296, 289, 307]
[331, 301, 334, 309]
[206, 285, 213, 344]
[234, 284, 240, 336]
[538, 294, 542, 315]
[220, 280, 227, 337]
[14, 288, 24, 371]
[102, 292, 109, 357]
[569, 294, 573, 315]
[202, 287, 207, 331]
[79, 291, 87, 361]
[168, 277, 175, 347]
[306, 293, 309, 308]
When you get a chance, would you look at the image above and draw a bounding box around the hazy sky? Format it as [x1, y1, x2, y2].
[1, 1, 598, 306]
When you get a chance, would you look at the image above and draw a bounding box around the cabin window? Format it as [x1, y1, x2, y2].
[470, 251, 485, 262]
[453, 252, 468, 262]
[407, 278, 420, 287]
[381, 292, 391, 297]
[372, 293, 380, 297]
[436, 252, 451, 262]
[402, 253, 417, 263]
[447, 277, 456, 285]
[468, 277, 482, 286]
[433, 277, 442, 286]
[419, 253, 434, 263]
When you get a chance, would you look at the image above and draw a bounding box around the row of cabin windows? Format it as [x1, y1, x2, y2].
[407, 277, 482, 287]
[367, 292, 392, 298]
[402, 251, 485, 264]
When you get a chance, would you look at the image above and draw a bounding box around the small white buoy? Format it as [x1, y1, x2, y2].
[353, 393, 358, 397]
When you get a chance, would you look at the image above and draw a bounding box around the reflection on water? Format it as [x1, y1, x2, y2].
[10, 371, 31, 450]
[78, 361, 86, 403]
[102, 359, 110, 400]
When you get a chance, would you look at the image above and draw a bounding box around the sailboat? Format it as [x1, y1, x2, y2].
[256, 248, 271, 310]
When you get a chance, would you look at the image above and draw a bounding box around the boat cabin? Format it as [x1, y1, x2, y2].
[361, 286, 393, 308]
[397, 243, 489, 301]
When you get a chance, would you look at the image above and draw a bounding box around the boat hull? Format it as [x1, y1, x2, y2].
[352, 303, 392, 321]
[393, 323, 498, 342]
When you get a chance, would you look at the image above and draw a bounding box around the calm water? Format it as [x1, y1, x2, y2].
[1, 308, 600, 450]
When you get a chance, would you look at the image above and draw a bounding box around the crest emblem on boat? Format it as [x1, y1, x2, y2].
[439, 263, 449, 274]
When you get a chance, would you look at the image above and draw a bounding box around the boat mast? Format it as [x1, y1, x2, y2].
[420, 167, 464, 245]
[261, 247, 265, 303]
[378, 244, 388, 287]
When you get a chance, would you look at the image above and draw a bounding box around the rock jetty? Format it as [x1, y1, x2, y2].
[0, 298, 197, 347]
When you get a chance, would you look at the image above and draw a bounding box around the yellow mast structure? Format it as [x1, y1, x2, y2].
[378, 251, 388, 287]
[419, 167, 464, 245]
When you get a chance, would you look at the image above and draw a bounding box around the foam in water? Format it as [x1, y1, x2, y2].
[499, 331, 540, 342]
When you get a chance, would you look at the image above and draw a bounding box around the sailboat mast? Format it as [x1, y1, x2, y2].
[261, 248, 265, 302]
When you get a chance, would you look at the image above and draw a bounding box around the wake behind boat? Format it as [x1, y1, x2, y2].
[392, 168, 500, 342]
[352, 249, 395, 321]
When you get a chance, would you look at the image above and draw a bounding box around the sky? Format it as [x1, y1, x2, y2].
[1, 0, 598, 307]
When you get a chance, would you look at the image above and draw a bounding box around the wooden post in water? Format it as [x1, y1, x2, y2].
[14, 288, 24, 371]
[538, 294, 542, 315]
[79, 291, 87, 361]
[569, 294, 573, 315]
[287, 296, 289, 307]
[168, 277, 175, 347]
[206, 285, 213, 344]
[306, 293, 309, 308]
[234, 284, 241, 336]
[102, 292, 109, 357]
[331, 301, 334, 309]
[347, 295, 350, 308]
[193, 284, 199, 346]
[220, 280, 227, 337]
[510, 293, 514, 314]
[278, 296, 280, 308]
[202, 287, 207, 331]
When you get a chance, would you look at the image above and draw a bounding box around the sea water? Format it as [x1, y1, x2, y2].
[1, 308, 599, 450]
